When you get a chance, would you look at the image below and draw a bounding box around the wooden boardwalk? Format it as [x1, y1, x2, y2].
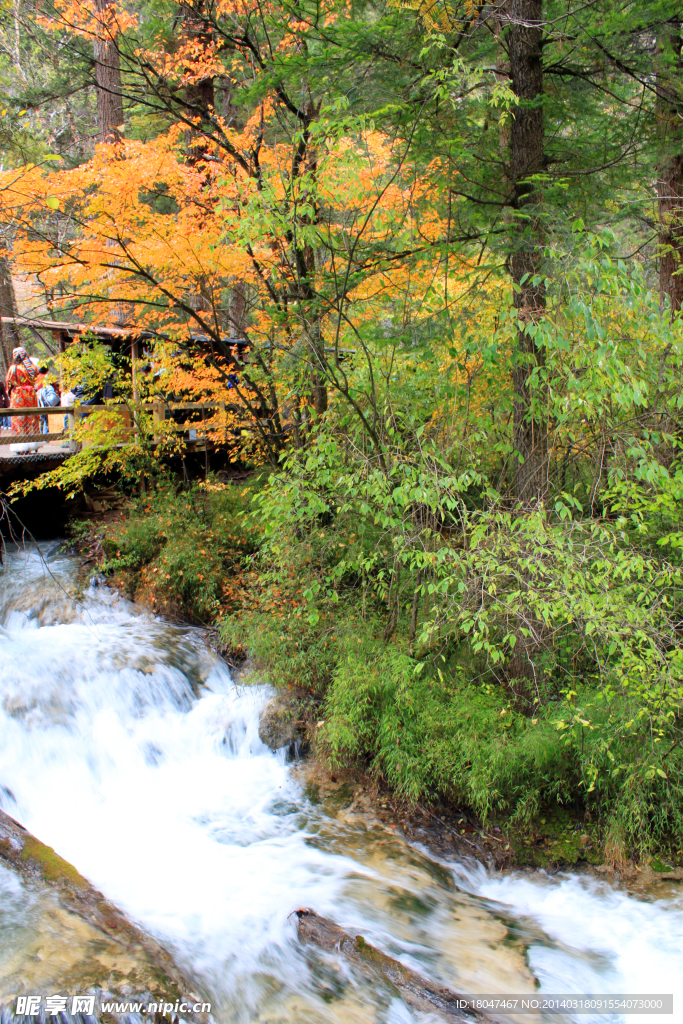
[0, 317, 254, 484]
[0, 401, 225, 483]
[0, 409, 74, 482]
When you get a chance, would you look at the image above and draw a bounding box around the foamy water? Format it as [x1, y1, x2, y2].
[0, 544, 680, 1023]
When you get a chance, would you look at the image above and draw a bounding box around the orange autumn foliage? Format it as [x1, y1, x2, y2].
[1, 0, 499, 469]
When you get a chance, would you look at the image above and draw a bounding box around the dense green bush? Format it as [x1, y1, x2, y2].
[95, 457, 683, 861]
[229, 599, 683, 859]
[221, 607, 338, 691]
[324, 638, 682, 855]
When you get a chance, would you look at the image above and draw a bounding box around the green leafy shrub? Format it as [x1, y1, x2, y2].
[221, 609, 338, 691]
[315, 629, 683, 857]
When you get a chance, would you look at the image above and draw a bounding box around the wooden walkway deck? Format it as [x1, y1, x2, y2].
[0, 402, 225, 483]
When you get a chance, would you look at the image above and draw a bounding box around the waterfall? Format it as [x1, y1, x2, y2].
[0, 544, 680, 1023]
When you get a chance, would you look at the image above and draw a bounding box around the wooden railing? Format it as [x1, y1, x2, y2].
[0, 402, 228, 447]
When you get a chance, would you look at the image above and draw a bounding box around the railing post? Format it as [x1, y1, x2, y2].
[70, 401, 81, 452]
[201, 402, 208, 479]
[153, 399, 164, 444]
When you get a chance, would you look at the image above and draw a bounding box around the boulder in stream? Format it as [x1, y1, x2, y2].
[258, 695, 303, 751]
[0, 809, 205, 1019]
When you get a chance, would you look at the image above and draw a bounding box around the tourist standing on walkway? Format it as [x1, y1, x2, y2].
[37, 376, 60, 433]
[33, 364, 48, 394]
[0, 378, 9, 430]
[6, 346, 38, 435]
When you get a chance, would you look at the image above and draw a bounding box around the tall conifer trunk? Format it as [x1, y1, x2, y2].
[180, 1, 216, 319]
[656, 20, 683, 316]
[508, 0, 547, 505]
[505, 0, 547, 701]
[0, 254, 21, 374]
[94, 0, 123, 144]
[180, 1, 215, 118]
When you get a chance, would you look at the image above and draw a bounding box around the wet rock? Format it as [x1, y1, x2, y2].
[0, 809, 204, 1014]
[258, 696, 302, 750]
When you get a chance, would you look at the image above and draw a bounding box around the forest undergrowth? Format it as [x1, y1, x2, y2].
[85, 455, 683, 873]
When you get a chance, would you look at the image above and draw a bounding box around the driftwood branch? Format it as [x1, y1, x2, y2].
[294, 908, 498, 1022]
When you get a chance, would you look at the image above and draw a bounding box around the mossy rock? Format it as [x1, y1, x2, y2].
[258, 696, 302, 750]
[297, 909, 496, 1021]
[650, 857, 675, 874]
[0, 810, 201, 1012]
[19, 835, 90, 888]
[504, 808, 605, 868]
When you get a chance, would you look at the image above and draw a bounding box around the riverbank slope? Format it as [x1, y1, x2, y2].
[68, 475, 683, 877]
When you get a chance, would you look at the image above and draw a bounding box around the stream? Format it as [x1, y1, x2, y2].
[0, 543, 681, 1024]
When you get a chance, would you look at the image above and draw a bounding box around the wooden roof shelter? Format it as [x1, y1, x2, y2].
[0, 318, 248, 482]
[1, 316, 151, 356]
[1, 318, 250, 365]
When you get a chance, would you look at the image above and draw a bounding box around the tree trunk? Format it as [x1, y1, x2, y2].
[229, 280, 247, 339]
[307, 319, 328, 416]
[505, 0, 547, 698]
[300, 103, 327, 417]
[0, 254, 21, 374]
[94, 0, 124, 144]
[181, 1, 215, 146]
[173, 3, 219, 326]
[508, 0, 547, 505]
[218, 67, 247, 345]
[656, 20, 683, 317]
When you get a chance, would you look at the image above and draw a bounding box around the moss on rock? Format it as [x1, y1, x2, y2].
[19, 835, 90, 888]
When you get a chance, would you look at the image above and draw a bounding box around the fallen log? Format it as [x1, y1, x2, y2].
[0, 809, 202, 1009]
[294, 908, 498, 1022]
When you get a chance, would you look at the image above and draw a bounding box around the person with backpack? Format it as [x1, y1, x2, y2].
[37, 376, 61, 434]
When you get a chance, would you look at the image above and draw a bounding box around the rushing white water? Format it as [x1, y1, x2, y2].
[0, 543, 681, 1024]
